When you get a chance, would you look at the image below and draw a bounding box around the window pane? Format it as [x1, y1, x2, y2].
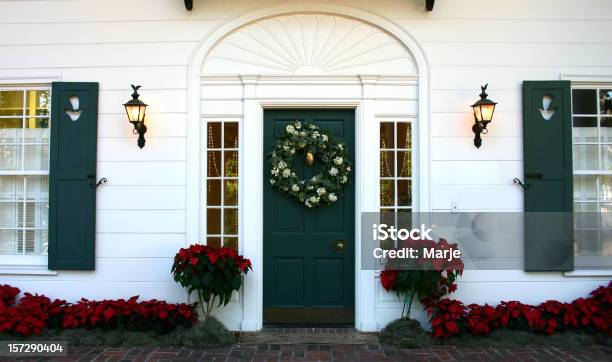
[396, 123, 411, 149]
[574, 175, 597, 201]
[0, 118, 22, 143]
[207, 208, 221, 235]
[0, 91, 24, 116]
[207, 179, 221, 206]
[600, 117, 612, 143]
[380, 122, 394, 149]
[224, 180, 238, 206]
[224, 208, 238, 235]
[601, 145, 612, 170]
[600, 89, 612, 115]
[25, 90, 50, 116]
[0, 230, 17, 254]
[207, 122, 221, 148]
[574, 202, 597, 229]
[572, 117, 597, 143]
[573, 144, 598, 170]
[575, 230, 599, 256]
[397, 180, 411, 206]
[0, 176, 18, 201]
[0, 145, 21, 170]
[224, 151, 239, 177]
[224, 122, 239, 148]
[397, 151, 411, 177]
[24, 117, 49, 143]
[207, 237, 221, 248]
[26, 176, 48, 201]
[602, 230, 612, 256]
[380, 151, 394, 177]
[572, 89, 597, 114]
[600, 176, 612, 201]
[224, 237, 238, 250]
[0, 203, 18, 228]
[380, 180, 395, 207]
[24, 145, 49, 170]
[207, 151, 221, 177]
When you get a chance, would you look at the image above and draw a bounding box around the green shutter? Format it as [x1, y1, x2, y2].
[522, 81, 574, 271]
[48, 82, 98, 270]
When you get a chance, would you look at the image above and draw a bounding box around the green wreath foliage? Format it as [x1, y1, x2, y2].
[269, 121, 352, 208]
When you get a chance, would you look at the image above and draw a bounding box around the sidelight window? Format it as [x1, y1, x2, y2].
[204, 120, 239, 250]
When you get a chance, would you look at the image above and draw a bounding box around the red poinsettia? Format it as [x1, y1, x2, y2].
[0, 284, 196, 337]
[426, 281, 612, 339]
[380, 237, 464, 319]
[172, 244, 252, 318]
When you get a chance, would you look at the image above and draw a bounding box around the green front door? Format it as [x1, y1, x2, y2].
[263, 109, 355, 325]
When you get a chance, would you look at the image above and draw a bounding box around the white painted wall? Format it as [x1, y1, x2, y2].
[0, 0, 611, 331]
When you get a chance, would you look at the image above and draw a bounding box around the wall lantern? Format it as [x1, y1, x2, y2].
[470, 84, 497, 148]
[123, 85, 148, 149]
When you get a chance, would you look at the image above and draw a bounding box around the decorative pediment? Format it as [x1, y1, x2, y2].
[201, 14, 417, 75]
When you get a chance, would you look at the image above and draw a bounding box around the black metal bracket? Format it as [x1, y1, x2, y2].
[91, 178, 108, 190]
[426, 0, 435, 11]
[184, 0, 193, 10]
[513, 178, 528, 190]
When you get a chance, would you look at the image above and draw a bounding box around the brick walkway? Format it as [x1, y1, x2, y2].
[9, 344, 611, 361]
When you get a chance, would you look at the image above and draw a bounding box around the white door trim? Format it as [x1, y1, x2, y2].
[187, 2, 430, 332]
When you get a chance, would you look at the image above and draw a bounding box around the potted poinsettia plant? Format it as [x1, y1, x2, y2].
[171, 244, 252, 318]
[380, 237, 464, 319]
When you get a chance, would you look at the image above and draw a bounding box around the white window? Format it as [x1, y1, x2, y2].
[379, 119, 413, 215]
[204, 120, 239, 250]
[0, 86, 51, 266]
[572, 85, 612, 264]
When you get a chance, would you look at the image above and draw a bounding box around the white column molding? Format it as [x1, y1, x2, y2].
[240, 75, 263, 331]
[356, 75, 379, 331]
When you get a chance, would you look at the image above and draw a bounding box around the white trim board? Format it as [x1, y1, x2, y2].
[186, 2, 431, 332]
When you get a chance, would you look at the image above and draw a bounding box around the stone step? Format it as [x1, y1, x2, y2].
[238, 328, 380, 345]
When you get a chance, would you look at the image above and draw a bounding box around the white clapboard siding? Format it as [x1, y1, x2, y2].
[96, 161, 186, 186]
[432, 161, 523, 185]
[431, 89, 522, 113]
[0, 0, 611, 332]
[424, 42, 612, 67]
[0, 21, 219, 45]
[431, 185, 522, 210]
[0, 280, 188, 304]
[99, 89, 187, 114]
[431, 137, 522, 161]
[98, 138, 186, 162]
[98, 113, 187, 138]
[96, 233, 187, 258]
[397, 19, 612, 44]
[0, 43, 195, 69]
[430, 66, 612, 90]
[406, 0, 612, 20]
[0, 66, 188, 90]
[97, 210, 186, 234]
[431, 112, 522, 138]
[96, 186, 186, 210]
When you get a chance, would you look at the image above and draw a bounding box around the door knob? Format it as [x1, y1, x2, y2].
[333, 239, 346, 253]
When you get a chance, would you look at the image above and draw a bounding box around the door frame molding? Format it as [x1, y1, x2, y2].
[187, 2, 431, 331]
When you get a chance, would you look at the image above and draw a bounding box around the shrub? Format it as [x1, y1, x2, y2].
[172, 244, 252, 318]
[381, 238, 464, 319]
[426, 281, 612, 339]
[0, 285, 197, 337]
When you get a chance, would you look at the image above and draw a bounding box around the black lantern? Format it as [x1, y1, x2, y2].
[123, 85, 148, 149]
[470, 84, 497, 148]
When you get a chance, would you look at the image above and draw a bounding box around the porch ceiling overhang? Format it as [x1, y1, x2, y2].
[183, 0, 435, 11]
